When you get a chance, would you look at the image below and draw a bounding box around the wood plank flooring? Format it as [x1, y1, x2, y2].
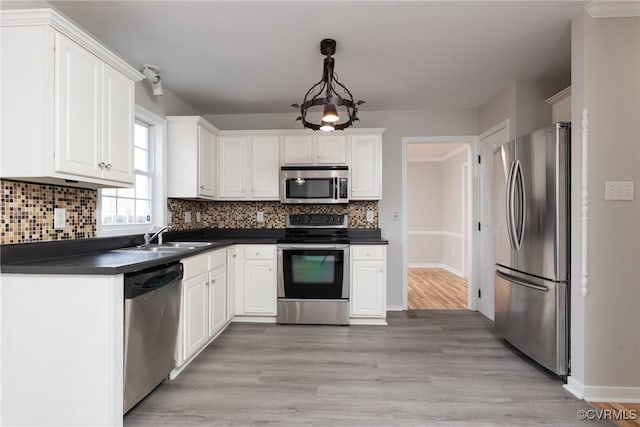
[125, 311, 608, 426]
[591, 402, 640, 427]
[408, 268, 468, 310]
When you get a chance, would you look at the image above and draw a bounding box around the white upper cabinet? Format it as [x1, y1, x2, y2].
[167, 116, 219, 200]
[350, 134, 382, 200]
[218, 136, 250, 199]
[316, 135, 347, 164]
[546, 86, 571, 123]
[218, 133, 280, 200]
[0, 9, 142, 188]
[282, 134, 347, 165]
[282, 135, 314, 164]
[251, 135, 280, 199]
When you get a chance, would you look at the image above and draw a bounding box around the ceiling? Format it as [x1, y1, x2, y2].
[408, 142, 467, 160]
[49, 1, 584, 115]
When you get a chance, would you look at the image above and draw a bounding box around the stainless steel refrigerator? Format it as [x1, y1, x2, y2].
[493, 122, 570, 376]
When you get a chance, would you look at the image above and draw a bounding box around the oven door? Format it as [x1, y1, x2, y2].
[277, 244, 349, 299]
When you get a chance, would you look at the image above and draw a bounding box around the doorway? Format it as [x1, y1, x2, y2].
[404, 140, 472, 310]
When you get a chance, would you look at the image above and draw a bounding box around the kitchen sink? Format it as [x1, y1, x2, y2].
[118, 241, 216, 253]
[162, 241, 216, 248]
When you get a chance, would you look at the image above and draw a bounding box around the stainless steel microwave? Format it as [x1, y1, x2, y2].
[280, 166, 349, 204]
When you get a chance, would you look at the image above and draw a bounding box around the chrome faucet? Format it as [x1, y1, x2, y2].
[143, 225, 172, 247]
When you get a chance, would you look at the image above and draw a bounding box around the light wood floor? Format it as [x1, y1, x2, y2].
[591, 402, 640, 426]
[408, 268, 468, 310]
[125, 311, 608, 426]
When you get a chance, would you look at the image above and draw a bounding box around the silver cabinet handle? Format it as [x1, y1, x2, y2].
[98, 162, 106, 169]
[105, 163, 112, 170]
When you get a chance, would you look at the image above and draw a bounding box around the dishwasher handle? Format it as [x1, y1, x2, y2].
[124, 262, 184, 299]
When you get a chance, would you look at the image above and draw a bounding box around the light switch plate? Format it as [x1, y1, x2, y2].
[257, 211, 264, 222]
[184, 211, 192, 223]
[605, 181, 634, 201]
[366, 211, 374, 223]
[196, 212, 202, 222]
[392, 211, 400, 222]
[54, 208, 65, 229]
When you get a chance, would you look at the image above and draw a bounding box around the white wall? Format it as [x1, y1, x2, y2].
[570, 10, 640, 401]
[441, 149, 468, 274]
[207, 109, 479, 308]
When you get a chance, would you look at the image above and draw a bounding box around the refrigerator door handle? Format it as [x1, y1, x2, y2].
[515, 160, 526, 250]
[496, 270, 549, 293]
[506, 161, 518, 251]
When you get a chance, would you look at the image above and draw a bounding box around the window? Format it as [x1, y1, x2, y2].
[98, 106, 166, 236]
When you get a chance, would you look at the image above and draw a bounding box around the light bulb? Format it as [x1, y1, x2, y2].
[322, 104, 339, 123]
[319, 121, 335, 132]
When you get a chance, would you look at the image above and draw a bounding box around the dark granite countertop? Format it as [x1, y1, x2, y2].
[1, 228, 387, 275]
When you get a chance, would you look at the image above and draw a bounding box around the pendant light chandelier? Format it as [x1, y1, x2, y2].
[292, 39, 364, 132]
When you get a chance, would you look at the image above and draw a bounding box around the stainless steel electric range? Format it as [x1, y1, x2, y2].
[276, 214, 350, 325]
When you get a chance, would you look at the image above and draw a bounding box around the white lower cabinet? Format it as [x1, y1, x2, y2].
[174, 248, 230, 373]
[235, 245, 277, 317]
[350, 245, 387, 323]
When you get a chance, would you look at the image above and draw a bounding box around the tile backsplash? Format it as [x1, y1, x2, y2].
[168, 199, 379, 230]
[1, 180, 97, 244]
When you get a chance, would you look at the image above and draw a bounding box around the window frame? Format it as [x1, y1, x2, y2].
[97, 105, 167, 237]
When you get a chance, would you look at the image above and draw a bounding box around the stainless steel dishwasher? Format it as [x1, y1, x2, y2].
[123, 262, 183, 414]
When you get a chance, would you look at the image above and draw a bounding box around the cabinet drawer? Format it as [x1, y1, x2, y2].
[243, 245, 275, 260]
[182, 252, 209, 279]
[351, 246, 385, 261]
[209, 250, 226, 269]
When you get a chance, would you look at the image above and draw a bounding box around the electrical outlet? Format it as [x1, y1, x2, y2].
[184, 211, 192, 223]
[196, 212, 202, 222]
[392, 211, 400, 222]
[257, 211, 264, 222]
[605, 181, 634, 201]
[54, 208, 66, 229]
[366, 211, 374, 223]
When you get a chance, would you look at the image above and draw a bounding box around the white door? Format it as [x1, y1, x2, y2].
[316, 135, 347, 164]
[54, 33, 102, 179]
[198, 126, 216, 198]
[218, 136, 249, 198]
[243, 260, 276, 315]
[102, 64, 134, 184]
[350, 134, 381, 199]
[478, 123, 509, 320]
[351, 261, 385, 317]
[282, 135, 314, 164]
[182, 272, 209, 360]
[251, 136, 280, 199]
[208, 268, 227, 337]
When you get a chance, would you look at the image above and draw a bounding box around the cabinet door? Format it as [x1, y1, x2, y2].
[182, 272, 209, 360]
[350, 134, 382, 199]
[316, 135, 347, 164]
[243, 260, 276, 315]
[351, 261, 386, 317]
[251, 136, 280, 199]
[198, 126, 216, 198]
[227, 248, 237, 320]
[218, 136, 249, 198]
[282, 135, 314, 164]
[102, 64, 134, 184]
[208, 268, 227, 337]
[54, 33, 102, 179]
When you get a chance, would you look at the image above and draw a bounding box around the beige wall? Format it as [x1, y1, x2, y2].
[441, 149, 468, 273]
[207, 109, 479, 308]
[479, 81, 517, 137]
[571, 11, 640, 396]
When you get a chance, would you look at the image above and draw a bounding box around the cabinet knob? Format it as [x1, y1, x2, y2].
[379, 268, 383, 273]
[242, 189, 246, 193]
[98, 162, 106, 169]
[105, 163, 112, 170]
[269, 267, 272, 272]
[352, 188, 355, 191]
[232, 254, 237, 258]
[200, 185, 205, 189]
[212, 279, 216, 283]
[256, 252, 261, 256]
[307, 155, 312, 159]
[366, 252, 370, 256]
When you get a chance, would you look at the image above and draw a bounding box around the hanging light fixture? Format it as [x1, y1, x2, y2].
[292, 39, 364, 132]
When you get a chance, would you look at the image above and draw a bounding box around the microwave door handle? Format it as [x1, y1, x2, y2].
[334, 178, 338, 200]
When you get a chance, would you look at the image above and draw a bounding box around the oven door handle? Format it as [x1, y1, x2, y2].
[277, 244, 349, 250]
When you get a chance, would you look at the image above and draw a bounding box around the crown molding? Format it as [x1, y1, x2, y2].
[217, 128, 386, 136]
[546, 86, 572, 105]
[0, 8, 144, 81]
[586, 1, 640, 18]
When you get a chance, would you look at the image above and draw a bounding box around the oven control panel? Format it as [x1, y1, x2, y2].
[287, 214, 347, 228]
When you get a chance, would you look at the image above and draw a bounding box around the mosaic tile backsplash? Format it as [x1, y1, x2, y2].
[168, 199, 379, 230]
[1, 180, 97, 244]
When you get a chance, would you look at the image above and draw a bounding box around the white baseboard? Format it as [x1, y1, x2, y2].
[232, 316, 277, 323]
[564, 376, 585, 399]
[386, 305, 405, 311]
[349, 318, 388, 326]
[584, 386, 640, 403]
[408, 263, 465, 278]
